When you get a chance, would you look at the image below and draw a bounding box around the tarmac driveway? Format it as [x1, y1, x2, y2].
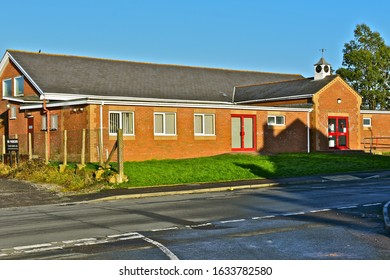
[0, 178, 68, 208]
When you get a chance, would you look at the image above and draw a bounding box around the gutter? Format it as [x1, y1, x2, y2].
[20, 98, 312, 113]
[43, 99, 50, 161]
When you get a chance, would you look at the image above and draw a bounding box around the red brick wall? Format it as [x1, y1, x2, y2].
[313, 77, 362, 150]
[361, 112, 390, 152]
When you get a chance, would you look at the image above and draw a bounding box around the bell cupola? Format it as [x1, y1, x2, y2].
[314, 55, 331, 80]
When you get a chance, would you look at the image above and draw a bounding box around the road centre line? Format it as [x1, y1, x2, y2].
[220, 219, 246, 224]
[363, 203, 382, 207]
[151, 227, 179, 232]
[282, 212, 305, 216]
[337, 205, 358, 209]
[14, 243, 52, 251]
[309, 209, 331, 213]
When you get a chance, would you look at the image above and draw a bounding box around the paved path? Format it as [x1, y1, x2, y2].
[0, 178, 70, 208]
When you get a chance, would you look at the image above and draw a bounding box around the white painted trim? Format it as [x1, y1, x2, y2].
[42, 92, 233, 105]
[20, 98, 313, 113]
[154, 112, 177, 136]
[108, 111, 135, 136]
[194, 113, 216, 136]
[3, 96, 43, 104]
[361, 110, 390, 115]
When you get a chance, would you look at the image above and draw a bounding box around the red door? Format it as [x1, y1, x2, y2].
[328, 117, 348, 149]
[231, 115, 256, 151]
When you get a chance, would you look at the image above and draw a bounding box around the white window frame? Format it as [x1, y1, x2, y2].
[2, 78, 12, 97]
[10, 106, 17, 119]
[363, 117, 372, 127]
[41, 114, 59, 131]
[109, 111, 135, 136]
[194, 113, 215, 136]
[14, 76, 24, 96]
[267, 115, 285, 126]
[154, 112, 176, 136]
[51, 114, 58, 130]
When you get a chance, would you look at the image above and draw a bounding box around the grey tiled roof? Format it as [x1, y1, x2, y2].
[9, 50, 304, 102]
[234, 75, 338, 103]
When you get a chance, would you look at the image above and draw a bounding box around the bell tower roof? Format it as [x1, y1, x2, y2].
[314, 57, 330, 66]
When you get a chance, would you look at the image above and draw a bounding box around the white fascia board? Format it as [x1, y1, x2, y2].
[88, 99, 313, 112]
[235, 94, 314, 104]
[3, 96, 43, 104]
[7, 52, 44, 95]
[20, 99, 89, 110]
[361, 110, 390, 115]
[42, 92, 233, 105]
[20, 97, 312, 113]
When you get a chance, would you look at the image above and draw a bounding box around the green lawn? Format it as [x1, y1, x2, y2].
[111, 153, 390, 188]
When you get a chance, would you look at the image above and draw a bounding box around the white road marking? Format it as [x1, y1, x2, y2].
[220, 219, 246, 224]
[151, 227, 179, 232]
[322, 175, 361, 181]
[141, 235, 179, 260]
[363, 203, 382, 207]
[282, 212, 305, 216]
[62, 238, 97, 244]
[337, 205, 357, 209]
[24, 246, 64, 254]
[309, 209, 331, 213]
[252, 215, 276, 220]
[14, 243, 52, 251]
[107, 232, 140, 239]
[189, 223, 212, 228]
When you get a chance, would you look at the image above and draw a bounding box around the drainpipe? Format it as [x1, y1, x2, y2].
[307, 109, 312, 153]
[43, 99, 50, 161]
[99, 102, 104, 165]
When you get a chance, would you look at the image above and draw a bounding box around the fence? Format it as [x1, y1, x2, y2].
[363, 137, 390, 153]
[1, 128, 125, 182]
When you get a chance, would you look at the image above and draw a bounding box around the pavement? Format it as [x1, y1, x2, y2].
[1, 170, 390, 231]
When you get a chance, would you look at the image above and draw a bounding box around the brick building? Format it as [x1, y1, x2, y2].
[0, 50, 389, 162]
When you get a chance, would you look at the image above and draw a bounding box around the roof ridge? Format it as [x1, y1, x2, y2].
[7, 49, 303, 76]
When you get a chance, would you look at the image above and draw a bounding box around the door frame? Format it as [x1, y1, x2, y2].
[231, 114, 257, 151]
[328, 116, 349, 150]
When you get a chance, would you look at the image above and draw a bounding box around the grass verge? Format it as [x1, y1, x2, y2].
[112, 152, 390, 188]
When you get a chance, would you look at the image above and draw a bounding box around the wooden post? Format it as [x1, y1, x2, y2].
[59, 130, 67, 173]
[45, 131, 49, 164]
[28, 133, 33, 161]
[2, 135, 5, 163]
[98, 129, 103, 167]
[117, 129, 124, 183]
[81, 128, 86, 165]
[63, 130, 67, 166]
[77, 129, 86, 170]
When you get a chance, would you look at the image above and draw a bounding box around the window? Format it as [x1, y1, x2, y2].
[154, 112, 176, 135]
[194, 114, 215, 135]
[267, 115, 285, 126]
[14, 76, 24, 96]
[3, 79, 12, 97]
[41, 114, 59, 130]
[363, 117, 371, 127]
[10, 106, 17, 119]
[109, 111, 134, 135]
[51, 114, 58, 130]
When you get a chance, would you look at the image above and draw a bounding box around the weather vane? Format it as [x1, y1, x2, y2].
[320, 48, 326, 58]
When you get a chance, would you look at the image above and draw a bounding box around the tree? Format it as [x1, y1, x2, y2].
[337, 24, 390, 110]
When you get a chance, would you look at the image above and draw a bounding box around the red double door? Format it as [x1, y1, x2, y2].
[231, 115, 256, 151]
[328, 116, 349, 149]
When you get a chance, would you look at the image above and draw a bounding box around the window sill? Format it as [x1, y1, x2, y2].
[154, 135, 178, 140]
[195, 135, 216, 140]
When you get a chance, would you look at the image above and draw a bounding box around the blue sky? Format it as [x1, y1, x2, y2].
[1, 0, 389, 77]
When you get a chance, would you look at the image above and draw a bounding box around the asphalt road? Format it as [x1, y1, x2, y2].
[1, 176, 390, 259]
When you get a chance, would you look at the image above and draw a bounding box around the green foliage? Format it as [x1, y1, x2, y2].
[337, 24, 390, 110]
[9, 160, 98, 192]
